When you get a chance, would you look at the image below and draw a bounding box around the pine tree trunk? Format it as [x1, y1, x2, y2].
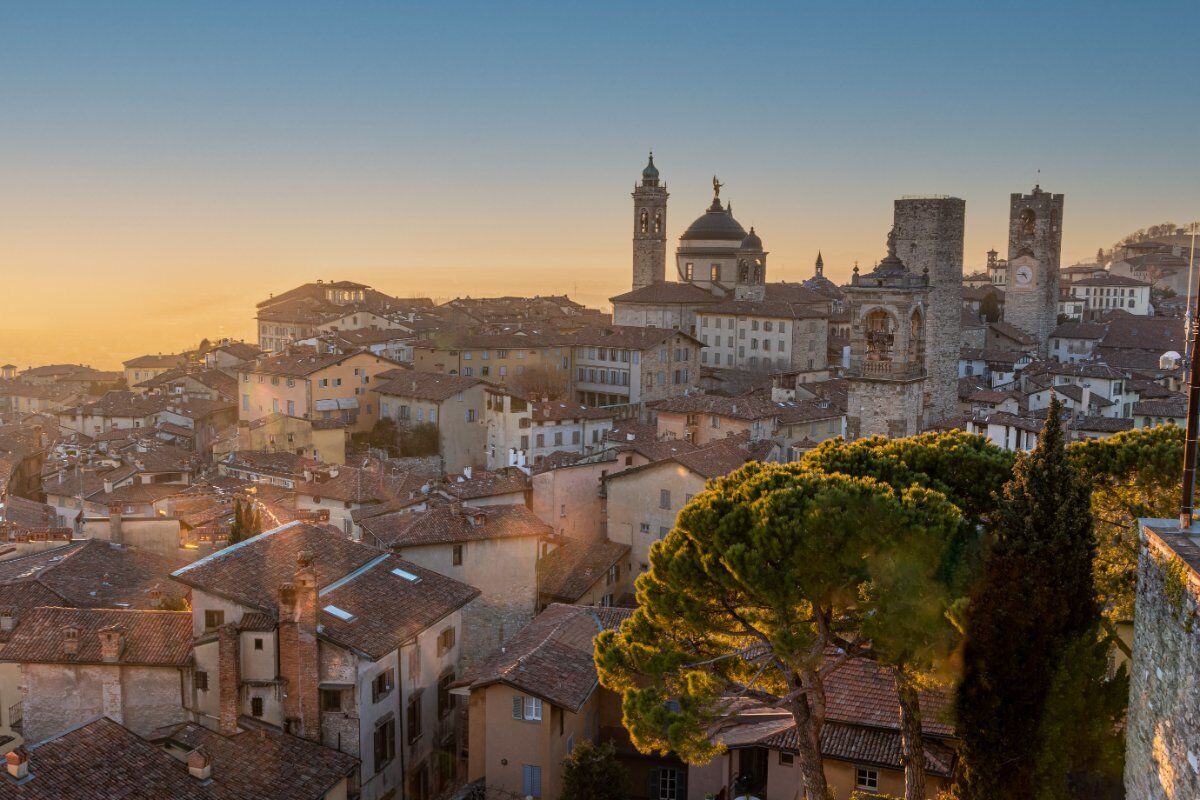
[788, 693, 831, 800]
[894, 667, 927, 800]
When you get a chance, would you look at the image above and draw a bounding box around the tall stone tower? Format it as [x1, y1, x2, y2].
[1004, 186, 1064, 351]
[844, 230, 931, 440]
[893, 196, 965, 424]
[632, 153, 668, 290]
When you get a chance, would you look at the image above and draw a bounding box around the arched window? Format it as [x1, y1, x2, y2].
[908, 309, 925, 364]
[710, 264, 721, 283]
[639, 209, 649, 234]
[738, 260, 749, 283]
[1020, 208, 1036, 236]
[865, 310, 894, 360]
[654, 210, 663, 234]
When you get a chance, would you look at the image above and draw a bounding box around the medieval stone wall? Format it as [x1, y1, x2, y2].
[845, 378, 925, 440]
[1126, 527, 1200, 800]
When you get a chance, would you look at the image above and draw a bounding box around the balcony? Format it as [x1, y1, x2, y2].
[847, 358, 924, 381]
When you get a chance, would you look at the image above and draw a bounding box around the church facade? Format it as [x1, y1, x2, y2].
[612, 156, 831, 377]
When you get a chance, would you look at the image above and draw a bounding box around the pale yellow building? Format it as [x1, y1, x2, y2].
[238, 348, 402, 434]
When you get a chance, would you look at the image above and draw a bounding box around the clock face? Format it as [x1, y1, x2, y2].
[1015, 265, 1033, 287]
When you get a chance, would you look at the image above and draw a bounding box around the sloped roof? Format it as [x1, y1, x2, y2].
[465, 603, 633, 711]
[0, 607, 192, 666]
[537, 539, 630, 602]
[360, 503, 551, 549]
[371, 372, 485, 402]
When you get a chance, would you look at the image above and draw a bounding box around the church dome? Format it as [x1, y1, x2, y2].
[642, 152, 659, 180]
[680, 203, 748, 242]
[740, 227, 763, 250]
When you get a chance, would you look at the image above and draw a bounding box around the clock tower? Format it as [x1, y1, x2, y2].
[1004, 185, 1064, 352]
[632, 153, 668, 290]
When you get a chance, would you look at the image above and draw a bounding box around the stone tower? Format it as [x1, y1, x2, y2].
[892, 196, 965, 424]
[632, 153, 668, 290]
[1004, 186, 1064, 351]
[845, 229, 930, 440]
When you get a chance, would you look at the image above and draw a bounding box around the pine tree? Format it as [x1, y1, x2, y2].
[595, 464, 962, 800]
[955, 400, 1116, 799]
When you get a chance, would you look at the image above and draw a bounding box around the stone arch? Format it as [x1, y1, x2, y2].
[1019, 207, 1036, 236]
[639, 209, 649, 234]
[654, 209, 663, 234]
[862, 307, 897, 360]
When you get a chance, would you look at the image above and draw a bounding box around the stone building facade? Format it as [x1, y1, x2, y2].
[1004, 186, 1064, 353]
[632, 153, 669, 290]
[893, 196, 965, 424]
[1126, 520, 1200, 800]
[844, 232, 930, 439]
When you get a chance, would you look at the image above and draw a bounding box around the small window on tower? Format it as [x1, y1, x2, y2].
[654, 210, 663, 233]
[640, 209, 648, 234]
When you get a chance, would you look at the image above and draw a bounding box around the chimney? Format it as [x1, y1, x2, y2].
[99, 626, 124, 663]
[278, 551, 320, 740]
[463, 466, 472, 480]
[328, 466, 339, 479]
[1081, 386, 1092, 414]
[149, 589, 162, 609]
[6, 748, 28, 780]
[217, 623, 240, 736]
[186, 748, 212, 781]
[108, 504, 124, 546]
[103, 478, 114, 495]
[62, 625, 79, 656]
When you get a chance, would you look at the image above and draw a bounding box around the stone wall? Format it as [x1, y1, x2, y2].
[893, 197, 965, 425]
[845, 377, 925, 440]
[1126, 526, 1200, 800]
[20, 663, 186, 742]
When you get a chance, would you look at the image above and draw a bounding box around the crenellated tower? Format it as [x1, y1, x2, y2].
[1004, 185, 1064, 351]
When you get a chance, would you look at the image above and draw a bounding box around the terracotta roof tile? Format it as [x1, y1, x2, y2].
[0, 607, 192, 666]
[537, 539, 629, 602]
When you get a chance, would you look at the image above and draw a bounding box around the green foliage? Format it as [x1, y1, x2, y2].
[229, 498, 245, 544]
[1032, 630, 1128, 800]
[157, 595, 190, 612]
[1069, 424, 1183, 622]
[595, 463, 962, 800]
[397, 422, 440, 457]
[803, 430, 1014, 524]
[558, 740, 627, 800]
[1161, 554, 1188, 616]
[955, 401, 1118, 800]
[368, 418, 399, 451]
[978, 291, 1002, 323]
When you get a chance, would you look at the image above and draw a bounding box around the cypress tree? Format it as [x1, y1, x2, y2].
[229, 499, 244, 544]
[955, 399, 1113, 799]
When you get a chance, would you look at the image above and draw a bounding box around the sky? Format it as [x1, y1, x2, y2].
[2, 1, 1196, 369]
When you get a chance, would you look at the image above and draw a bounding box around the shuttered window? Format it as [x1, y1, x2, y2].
[522, 764, 542, 797]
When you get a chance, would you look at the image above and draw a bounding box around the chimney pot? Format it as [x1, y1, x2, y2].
[149, 589, 163, 609]
[6, 748, 28, 780]
[187, 747, 213, 780]
[61, 625, 79, 656]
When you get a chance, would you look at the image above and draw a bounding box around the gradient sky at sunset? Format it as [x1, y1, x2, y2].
[3, 1, 1196, 368]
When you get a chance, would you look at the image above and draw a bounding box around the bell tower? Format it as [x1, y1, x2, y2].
[844, 229, 931, 439]
[1004, 185, 1064, 350]
[632, 152, 668, 290]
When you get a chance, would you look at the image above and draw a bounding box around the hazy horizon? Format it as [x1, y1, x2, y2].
[3, 1, 1196, 369]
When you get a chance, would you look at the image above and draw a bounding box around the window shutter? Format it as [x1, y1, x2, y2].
[647, 767, 660, 800]
[512, 695, 523, 719]
[677, 768, 687, 799]
[530, 765, 542, 797]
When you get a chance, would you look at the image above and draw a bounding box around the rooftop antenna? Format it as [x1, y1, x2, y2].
[1180, 244, 1200, 528]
